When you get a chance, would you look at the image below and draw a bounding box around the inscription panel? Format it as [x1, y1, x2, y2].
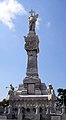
[28, 84, 35, 94]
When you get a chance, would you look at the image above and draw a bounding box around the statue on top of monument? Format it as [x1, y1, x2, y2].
[10, 84, 14, 91]
[28, 9, 38, 32]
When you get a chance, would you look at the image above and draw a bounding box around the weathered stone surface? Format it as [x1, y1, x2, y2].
[51, 115, 62, 120]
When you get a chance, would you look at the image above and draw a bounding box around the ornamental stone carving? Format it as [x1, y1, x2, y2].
[24, 35, 39, 53]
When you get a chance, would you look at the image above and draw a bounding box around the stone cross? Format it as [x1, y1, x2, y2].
[29, 9, 35, 16]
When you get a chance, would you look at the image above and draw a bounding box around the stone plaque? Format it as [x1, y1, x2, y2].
[28, 84, 34, 94]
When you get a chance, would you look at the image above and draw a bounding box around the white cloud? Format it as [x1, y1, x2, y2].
[46, 21, 51, 27]
[36, 17, 40, 30]
[0, 0, 27, 29]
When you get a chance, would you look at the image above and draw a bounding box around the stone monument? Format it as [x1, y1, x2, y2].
[0, 10, 65, 120]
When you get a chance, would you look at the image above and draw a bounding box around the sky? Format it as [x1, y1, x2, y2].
[0, 0, 66, 100]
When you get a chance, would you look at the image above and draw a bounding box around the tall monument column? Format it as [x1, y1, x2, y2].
[27, 50, 38, 77]
[24, 10, 39, 77]
[23, 10, 41, 94]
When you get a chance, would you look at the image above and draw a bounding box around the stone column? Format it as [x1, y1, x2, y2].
[4, 107, 7, 115]
[62, 104, 65, 114]
[7, 104, 12, 118]
[8, 105, 12, 114]
[35, 104, 40, 120]
[46, 105, 50, 114]
[46, 105, 51, 120]
[36, 105, 39, 114]
[18, 104, 22, 120]
[26, 51, 38, 77]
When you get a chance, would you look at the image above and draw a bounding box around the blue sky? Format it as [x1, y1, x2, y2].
[0, 0, 66, 100]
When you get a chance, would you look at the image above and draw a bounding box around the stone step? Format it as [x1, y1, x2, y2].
[0, 115, 7, 119]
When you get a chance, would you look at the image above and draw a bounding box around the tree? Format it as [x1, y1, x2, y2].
[0, 99, 9, 107]
[56, 88, 66, 112]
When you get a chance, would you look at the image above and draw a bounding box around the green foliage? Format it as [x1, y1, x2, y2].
[56, 88, 66, 111]
[0, 99, 9, 107]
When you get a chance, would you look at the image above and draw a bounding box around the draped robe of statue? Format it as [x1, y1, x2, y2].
[28, 13, 38, 32]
